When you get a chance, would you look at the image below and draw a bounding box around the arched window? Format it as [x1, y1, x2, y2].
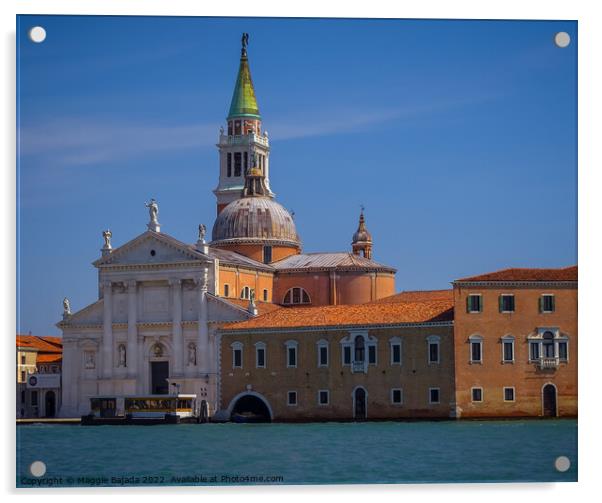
[240, 286, 251, 300]
[354, 335, 365, 363]
[283, 287, 311, 305]
[543, 331, 555, 358]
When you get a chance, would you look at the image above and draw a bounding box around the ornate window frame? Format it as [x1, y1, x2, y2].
[285, 340, 298, 368]
[427, 335, 441, 364]
[389, 336, 402, 366]
[231, 341, 243, 369]
[316, 339, 329, 368]
[255, 341, 266, 369]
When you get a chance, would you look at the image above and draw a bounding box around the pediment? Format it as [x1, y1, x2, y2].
[93, 231, 208, 268]
[61, 298, 104, 326]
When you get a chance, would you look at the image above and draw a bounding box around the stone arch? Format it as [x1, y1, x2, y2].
[227, 390, 273, 422]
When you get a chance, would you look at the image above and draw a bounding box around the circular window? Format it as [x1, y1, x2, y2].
[150, 250, 156, 257]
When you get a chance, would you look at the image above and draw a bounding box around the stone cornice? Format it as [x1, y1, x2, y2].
[97, 261, 208, 272]
[218, 320, 453, 335]
[276, 266, 396, 274]
[452, 280, 578, 288]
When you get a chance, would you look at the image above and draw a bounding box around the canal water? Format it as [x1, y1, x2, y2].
[17, 419, 577, 486]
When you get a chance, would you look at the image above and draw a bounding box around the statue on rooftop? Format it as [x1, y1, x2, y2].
[102, 229, 112, 249]
[198, 224, 206, 242]
[145, 198, 159, 224]
[242, 32, 249, 50]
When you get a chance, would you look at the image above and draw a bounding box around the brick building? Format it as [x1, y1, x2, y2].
[452, 266, 577, 418]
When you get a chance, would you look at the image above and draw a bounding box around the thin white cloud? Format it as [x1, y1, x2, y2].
[19, 94, 496, 167]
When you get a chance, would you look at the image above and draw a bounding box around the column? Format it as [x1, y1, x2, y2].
[170, 278, 183, 376]
[197, 267, 210, 373]
[102, 281, 113, 379]
[126, 280, 138, 379]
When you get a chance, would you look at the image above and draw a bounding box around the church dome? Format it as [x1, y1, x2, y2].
[211, 196, 300, 247]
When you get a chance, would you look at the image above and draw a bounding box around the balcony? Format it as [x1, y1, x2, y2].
[352, 361, 366, 374]
[219, 133, 269, 148]
[538, 357, 559, 370]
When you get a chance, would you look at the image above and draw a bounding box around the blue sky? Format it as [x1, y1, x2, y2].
[17, 16, 577, 335]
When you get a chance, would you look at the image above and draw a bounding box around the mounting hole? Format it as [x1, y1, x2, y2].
[150, 250, 156, 257]
[28, 26, 47, 43]
[554, 32, 571, 48]
[30, 460, 47, 477]
[555, 456, 571, 472]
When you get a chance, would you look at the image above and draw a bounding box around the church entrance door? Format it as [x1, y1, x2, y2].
[151, 361, 169, 394]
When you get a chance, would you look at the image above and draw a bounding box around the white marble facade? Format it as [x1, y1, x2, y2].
[59, 227, 253, 417]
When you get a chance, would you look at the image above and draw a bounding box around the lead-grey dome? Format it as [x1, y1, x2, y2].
[211, 197, 300, 247]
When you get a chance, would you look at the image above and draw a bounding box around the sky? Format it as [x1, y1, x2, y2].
[16, 16, 577, 336]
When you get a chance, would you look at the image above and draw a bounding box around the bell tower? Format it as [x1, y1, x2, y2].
[213, 33, 273, 215]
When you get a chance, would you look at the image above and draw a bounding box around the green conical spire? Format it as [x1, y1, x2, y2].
[228, 34, 261, 120]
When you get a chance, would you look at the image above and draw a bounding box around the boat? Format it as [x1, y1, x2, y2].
[231, 411, 268, 423]
[81, 394, 207, 425]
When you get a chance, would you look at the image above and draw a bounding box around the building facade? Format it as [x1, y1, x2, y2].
[219, 298, 456, 421]
[16, 335, 62, 418]
[452, 266, 578, 418]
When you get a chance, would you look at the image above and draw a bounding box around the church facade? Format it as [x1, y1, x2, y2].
[58, 35, 397, 417]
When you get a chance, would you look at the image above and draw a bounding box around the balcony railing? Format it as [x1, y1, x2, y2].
[539, 357, 559, 370]
[352, 361, 366, 373]
[219, 133, 269, 147]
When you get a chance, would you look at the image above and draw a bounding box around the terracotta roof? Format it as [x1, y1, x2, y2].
[16, 335, 63, 353]
[272, 252, 396, 273]
[218, 297, 283, 316]
[36, 354, 62, 364]
[455, 265, 578, 283]
[373, 289, 453, 303]
[220, 299, 453, 331]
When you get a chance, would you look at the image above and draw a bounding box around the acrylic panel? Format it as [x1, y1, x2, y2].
[16, 15, 577, 487]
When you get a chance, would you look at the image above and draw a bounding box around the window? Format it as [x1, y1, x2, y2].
[499, 294, 515, 313]
[504, 387, 515, 402]
[263, 289, 269, 302]
[429, 388, 440, 404]
[317, 340, 329, 367]
[223, 284, 230, 297]
[501, 336, 515, 363]
[20, 371, 25, 382]
[31, 391, 38, 406]
[287, 391, 297, 406]
[471, 387, 483, 402]
[354, 335, 365, 362]
[529, 342, 540, 361]
[467, 294, 482, 313]
[285, 340, 298, 368]
[559, 341, 568, 361]
[227, 122, 233, 136]
[234, 120, 241, 135]
[227, 153, 232, 177]
[263, 245, 272, 264]
[391, 388, 403, 405]
[318, 390, 329, 406]
[343, 346, 351, 365]
[240, 286, 251, 300]
[231, 342, 243, 369]
[283, 287, 311, 305]
[390, 338, 402, 365]
[540, 294, 555, 313]
[255, 342, 266, 369]
[469, 335, 483, 363]
[234, 152, 242, 176]
[21, 355, 26, 365]
[368, 345, 377, 365]
[427, 335, 440, 364]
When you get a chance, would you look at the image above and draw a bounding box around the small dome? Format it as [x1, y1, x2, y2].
[352, 211, 372, 243]
[212, 197, 300, 247]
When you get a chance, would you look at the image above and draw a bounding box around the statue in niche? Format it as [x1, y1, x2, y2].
[84, 351, 96, 369]
[187, 343, 197, 366]
[118, 344, 127, 367]
[102, 229, 112, 249]
[145, 198, 159, 224]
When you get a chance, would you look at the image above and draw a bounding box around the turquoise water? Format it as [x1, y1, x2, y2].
[17, 420, 577, 486]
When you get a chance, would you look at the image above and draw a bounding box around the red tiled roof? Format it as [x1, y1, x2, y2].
[219, 298, 284, 316]
[373, 289, 453, 303]
[455, 265, 577, 282]
[221, 299, 453, 331]
[16, 335, 62, 353]
[36, 354, 62, 364]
